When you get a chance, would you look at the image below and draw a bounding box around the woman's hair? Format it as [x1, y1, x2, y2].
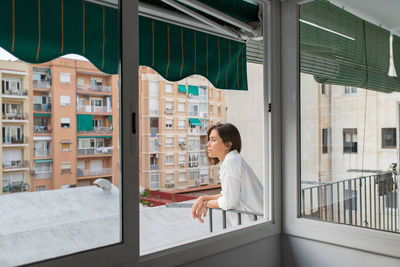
[207, 123, 242, 165]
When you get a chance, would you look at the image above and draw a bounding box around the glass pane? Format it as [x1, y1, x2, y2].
[299, 0, 399, 233]
[0, 2, 121, 265]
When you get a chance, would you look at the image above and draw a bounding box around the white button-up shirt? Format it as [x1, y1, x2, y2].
[217, 150, 263, 226]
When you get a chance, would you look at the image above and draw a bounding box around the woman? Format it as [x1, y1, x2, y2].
[192, 123, 263, 227]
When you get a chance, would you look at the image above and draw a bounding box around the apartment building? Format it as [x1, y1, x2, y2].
[0, 57, 122, 193]
[139, 66, 225, 191]
[0, 60, 31, 194]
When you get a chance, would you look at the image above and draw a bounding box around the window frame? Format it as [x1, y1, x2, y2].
[282, 0, 400, 260]
[30, 1, 280, 266]
[381, 128, 396, 148]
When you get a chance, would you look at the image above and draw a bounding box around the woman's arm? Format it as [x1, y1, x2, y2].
[192, 194, 222, 223]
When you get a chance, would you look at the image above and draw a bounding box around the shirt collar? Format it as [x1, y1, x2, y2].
[220, 149, 239, 168]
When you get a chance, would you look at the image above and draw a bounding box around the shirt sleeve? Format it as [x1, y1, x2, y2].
[217, 157, 242, 210]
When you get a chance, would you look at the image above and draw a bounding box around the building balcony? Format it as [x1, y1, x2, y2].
[33, 171, 52, 180]
[150, 164, 160, 171]
[34, 148, 52, 157]
[77, 167, 113, 177]
[3, 136, 29, 146]
[2, 160, 29, 170]
[2, 182, 29, 193]
[34, 126, 52, 134]
[76, 84, 112, 93]
[150, 127, 159, 135]
[165, 108, 174, 114]
[78, 127, 112, 134]
[33, 80, 51, 89]
[77, 105, 112, 113]
[188, 162, 199, 168]
[2, 112, 28, 121]
[77, 147, 113, 156]
[188, 128, 201, 135]
[2, 90, 28, 98]
[149, 110, 159, 116]
[33, 103, 51, 112]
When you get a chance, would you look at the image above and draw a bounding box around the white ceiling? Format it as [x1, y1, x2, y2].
[331, 0, 400, 36]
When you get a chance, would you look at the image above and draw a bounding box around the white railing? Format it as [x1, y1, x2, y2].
[77, 105, 112, 113]
[77, 146, 113, 155]
[35, 172, 52, 179]
[76, 84, 112, 93]
[78, 127, 112, 134]
[2, 89, 28, 96]
[149, 109, 159, 116]
[188, 128, 201, 135]
[2, 112, 28, 120]
[33, 80, 51, 89]
[34, 148, 51, 157]
[77, 167, 113, 177]
[3, 160, 29, 169]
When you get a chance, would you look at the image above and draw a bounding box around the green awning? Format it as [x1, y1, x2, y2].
[34, 159, 53, 163]
[109, 115, 113, 131]
[78, 135, 112, 139]
[34, 113, 51, 117]
[77, 114, 94, 131]
[178, 85, 187, 93]
[188, 85, 199, 96]
[300, 0, 400, 93]
[0, 0, 249, 89]
[393, 35, 400, 77]
[188, 118, 202, 126]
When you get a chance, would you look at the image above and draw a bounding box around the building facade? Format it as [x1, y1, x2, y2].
[139, 66, 225, 191]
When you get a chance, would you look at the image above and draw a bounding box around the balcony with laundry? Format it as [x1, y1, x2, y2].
[2, 103, 28, 123]
[33, 116, 52, 134]
[1, 77, 28, 98]
[77, 137, 113, 158]
[76, 158, 113, 180]
[76, 76, 112, 95]
[32, 67, 52, 90]
[76, 95, 112, 114]
[77, 114, 113, 135]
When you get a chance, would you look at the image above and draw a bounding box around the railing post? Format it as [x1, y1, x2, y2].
[337, 182, 340, 223]
[330, 184, 334, 222]
[222, 210, 226, 229]
[323, 185, 327, 221]
[209, 208, 213, 233]
[238, 213, 242, 225]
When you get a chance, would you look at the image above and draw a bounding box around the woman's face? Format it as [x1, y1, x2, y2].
[207, 129, 230, 160]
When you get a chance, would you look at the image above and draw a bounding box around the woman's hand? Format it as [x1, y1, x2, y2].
[192, 197, 208, 223]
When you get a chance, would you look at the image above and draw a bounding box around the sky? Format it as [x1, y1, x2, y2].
[0, 47, 88, 61]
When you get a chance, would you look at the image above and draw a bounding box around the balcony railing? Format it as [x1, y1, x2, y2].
[2, 112, 28, 120]
[166, 203, 263, 232]
[3, 160, 29, 169]
[77, 167, 113, 177]
[149, 110, 159, 116]
[76, 84, 112, 93]
[34, 126, 52, 133]
[301, 172, 400, 233]
[77, 147, 113, 155]
[165, 108, 174, 114]
[3, 136, 29, 145]
[33, 80, 51, 89]
[2, 182, 28, 193]
[77, 105, 112, 113]
[150, 127, 159, 135]
[2, 90, 28, 96]
[150, 164, 159, 171]
[34, 148, 51, 157]
[78, 127, 112, 134]
[188, 128, 201, 135]
[33, 103, 51, 112]
[34, 171, 52, 179]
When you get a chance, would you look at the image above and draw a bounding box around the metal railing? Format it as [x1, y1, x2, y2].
[77, 147, 113, 155]
[78, 127, 112, 134]
[3, 160, 29, 169]
[301, 172, 399, 232]
[166, 203, 263, 232]
[76, 84, 112, 93]
[150, 127, 159, 134]
[77, 167, 113, 177]
[188, 128, 201, 135]
[150, 164, 159, 170]
[33, 103, 51, 112]
[77, 105, 112, 113]
[33, 80, 51, 89]
[34, 148, 51, 157]
[34, 126, 52, 133]
[2, 112, 28, 120]
[3, 136, 29, 145]
[35, 171, 52, 179]
[2, 89, 28, 96]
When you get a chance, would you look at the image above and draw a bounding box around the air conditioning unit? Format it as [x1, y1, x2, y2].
[165, 183, 175, 188]
[179, 162, 186, 167]
[30, 169, 36, 175]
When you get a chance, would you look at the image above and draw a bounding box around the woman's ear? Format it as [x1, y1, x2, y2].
[225, 141, 232, 150]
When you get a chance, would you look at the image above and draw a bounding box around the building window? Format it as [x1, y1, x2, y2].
[60, 95, 70, 106]
[166, 174, 174, 185]
[209, 88, 212, 98]
[382, 128, 396, 148]
[209, 104, 213, 114]
[322, 128, 328, 154]
[178, 120, 185, 129]
[188, 139, 200, 151]
[149, 81, 159, 97]
[150, 173, 160, 190]
[149, 99, 159, 116]
[178, 137, 186, 148]
[321, 83, 327, 95]
[178, 172, 186, 182]
[345, 86, 357, 94]
[178, 154, 186, 164]
[166, 155, 174, 165]
[178, 102, 185, 112]
[199, 86, 207, 101]
[188, 103, 199, 117]
[36, 186, 46, 191]
[60, 72, 71, 83]
[343, 128, 357, 153]
[165, 101, 173, 114]
[216, 90, 220, 99]
[61, 141, 72, 152]
[189, 170, 199, 180]
[61, 162, 72, 174]
[188, 153, 199, 168]
[165, 119, 173, 129]
[217, 105, 221, 114]
[61, 118, 70, 128]
[165, 137, 174, 147]
[165, 83, 173, 93]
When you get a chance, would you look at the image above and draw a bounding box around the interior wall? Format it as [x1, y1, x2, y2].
[282, 235, 400, 267]
[182, 235, 281, 267]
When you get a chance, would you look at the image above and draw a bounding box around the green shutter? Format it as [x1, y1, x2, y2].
[34, 113, 51, 117]
[34, 159, 53, 163]
[178, 85, 187, 93]
[188, 118, 202, 126]
[188, 85, 199, 96]
[77, 114, 94, 131]
[300, 0, 400, 93]
[393, 35, 400, 78]
[109, 115, 113, 131]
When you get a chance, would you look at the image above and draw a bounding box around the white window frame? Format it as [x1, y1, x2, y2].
[41, 1, 277, 266]
[165, 83, 173, 93]
[60, 95, 70, 106]
[60, 72, 71, 84]
[178, 120, 185, 129]
[178, 102, 185, 112]
[165, 137, 174, 147]
[166, 154, 174, 165]
[60, 117, 70, 128]
[282, 0, 400, 260]
[165, 119, 173, 129]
